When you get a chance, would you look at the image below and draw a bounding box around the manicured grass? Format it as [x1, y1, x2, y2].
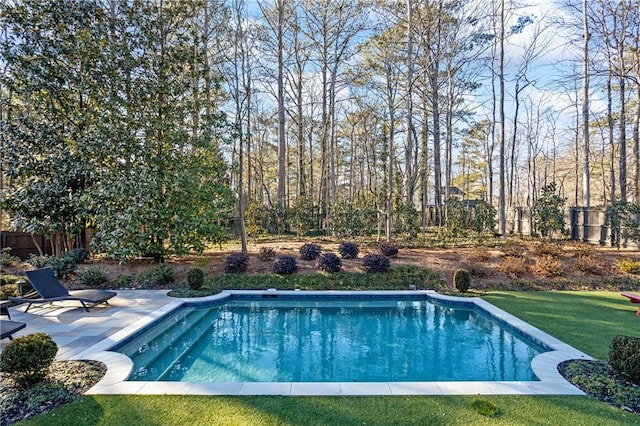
[18, 395, 639, 425]
[15, 291, 640, 425]
[482, 291, 640, 360]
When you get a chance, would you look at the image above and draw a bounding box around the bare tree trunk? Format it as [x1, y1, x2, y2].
[618, 64, 627, 201]
[404, 0, 415, 205]
[582, 0, 590, 207]
[608, 74, 616, 201]
[498, 0, 506, 237]
[276, 0, 286, 211]
[634, 82, 640, 203]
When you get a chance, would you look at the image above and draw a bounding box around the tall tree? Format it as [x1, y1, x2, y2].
[1, 0, 105, 256]
[582, 0, 591, 207]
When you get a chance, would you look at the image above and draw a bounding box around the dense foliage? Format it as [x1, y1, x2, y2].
[605, 200, 640, 249]
[0, 333, 58, 386]
[338, 242, 360, 259]
[316, 252, 342, 273]
[532, 183, 566, 239]
[273, 256, 298, 275]
[299, 243, 322, 261]
[77, 268, 108, 287]
[378, 241, 399, 257]
[186, 268, 205, 290]
[224, 254, 249, 274]
[609, 335, 640, 385]
[362, 253, 391, 273]
[1, 0, 233, 262]
[454, 269, 471, 292]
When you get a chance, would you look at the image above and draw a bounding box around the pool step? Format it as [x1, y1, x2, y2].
[125, 308, 213, 375]
[155, 313, 223, 380]
[129, 308, 223, 380]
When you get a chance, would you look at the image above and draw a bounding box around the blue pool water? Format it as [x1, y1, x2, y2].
[115, 297, 546, 382]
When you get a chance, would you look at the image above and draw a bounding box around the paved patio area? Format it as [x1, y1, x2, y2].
[1, 290, 174, 360]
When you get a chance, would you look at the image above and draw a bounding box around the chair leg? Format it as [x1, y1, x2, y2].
[24, 303, 32, 313]
[81, 301, 90, 312]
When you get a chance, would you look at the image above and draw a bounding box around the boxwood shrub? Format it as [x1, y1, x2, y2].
[610, 335, 640, 384]
[0, 333, 58, 386]
[379, 241, 399, 257]
[316, 252, 342, 273]
[186, 268, 205, 290]
[77, 268, 108, 287]
[224, 254, 249, 274]
[299, 243, 322, 261]
[362, 253, 391, 273]
[338, 242, 359, 259]
[273, 255, 298, 275]
[454, 269, 471, 292]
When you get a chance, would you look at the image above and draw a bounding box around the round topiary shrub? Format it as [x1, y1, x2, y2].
[224, 254, 249, 274]
[77, 267, 108, 287]
[0, 333, 58, 386]
[316, 252, 342, 273]
[378, 241, 399, 257]
[362, 253, 391, 273]
[454, 269, 471, 293]
[66, 248, 89, 264]
[299, 243, 322, 261]
[609, 335, 640, 384]
[273, 255, 298, 275]
[186, 268, 205, 290]
[338, 242, 359, 259]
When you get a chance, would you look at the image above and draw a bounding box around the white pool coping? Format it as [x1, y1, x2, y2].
[73, 290, 592, 396]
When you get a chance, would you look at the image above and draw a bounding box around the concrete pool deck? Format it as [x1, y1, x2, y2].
[1, 290, 591, 396]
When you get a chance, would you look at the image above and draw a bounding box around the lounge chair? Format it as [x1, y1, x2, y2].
[621, 293, 640, 315]
[8, 268, 117, 313]
[1, 319, 26, 340]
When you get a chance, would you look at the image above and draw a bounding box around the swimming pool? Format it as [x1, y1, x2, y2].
[114, 297, 545, 382]
[81, 290, 591, 395]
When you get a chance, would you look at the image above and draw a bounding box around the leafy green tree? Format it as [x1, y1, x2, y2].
[333, 201, 364, 238]
[289, 196, 315, 237]
[1, 0, 107, 256]
[2, 0, 234, 262]
[394, 202, 420, 238]
[88, 0, 233, 261]
[605, 200, 640, 250]
[532, 183, 566, 240]
[470, 200, 497, 233]
[444, 197, 468, 237]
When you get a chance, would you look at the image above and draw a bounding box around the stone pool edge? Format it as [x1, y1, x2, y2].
[73, 290, 591, 396]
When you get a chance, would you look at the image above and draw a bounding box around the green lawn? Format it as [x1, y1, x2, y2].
[17, 291, 640, 426]
[482, 291, 640, 360]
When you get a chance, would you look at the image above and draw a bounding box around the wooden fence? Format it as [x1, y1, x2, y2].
[1, 232, 54, 260]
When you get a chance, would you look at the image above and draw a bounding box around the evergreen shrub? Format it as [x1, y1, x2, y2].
[454, 269, 471, 292]
[273, 256, 298, 275]
[77, 268, 108, 287]
[378, 241, 398, 257]
[0, 333, 58, 386]
[362, 253, 391, 273]
[186, 268, 205, 289]
[224, 254, 249, 274]
[316, 253, 342, 273]
[338, 242, 359, 259]
[66, 248, 89, 264]
[610, 335, 640, 384]
[299, 243, 322, 261]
